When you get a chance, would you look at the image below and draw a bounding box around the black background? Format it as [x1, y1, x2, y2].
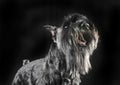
[0, 0, 120, 85]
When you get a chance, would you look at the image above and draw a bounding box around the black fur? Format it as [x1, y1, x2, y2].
[12, 13, 99, 85]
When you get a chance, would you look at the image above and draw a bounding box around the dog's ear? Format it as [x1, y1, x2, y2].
[43, 25, 57, 43]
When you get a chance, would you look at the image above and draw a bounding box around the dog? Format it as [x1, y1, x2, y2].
[12, 13, 99, 85]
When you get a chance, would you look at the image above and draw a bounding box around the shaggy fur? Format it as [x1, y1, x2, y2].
[12, 13, 99, 85]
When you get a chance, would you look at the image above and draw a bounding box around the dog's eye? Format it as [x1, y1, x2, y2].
[63, 25, 68, 29]
[64, 26, 68, 29]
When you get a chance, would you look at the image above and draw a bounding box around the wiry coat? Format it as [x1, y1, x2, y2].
[12, 13, 99, 85]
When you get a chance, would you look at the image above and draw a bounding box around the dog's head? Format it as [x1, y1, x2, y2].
[44, 13, 99, 75]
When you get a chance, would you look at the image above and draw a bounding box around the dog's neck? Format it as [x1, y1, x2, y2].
[46, 43, 66, 72]
[46, 43, 81, 84]
[47, 43, 80, 74]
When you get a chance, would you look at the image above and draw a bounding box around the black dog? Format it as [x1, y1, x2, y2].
[12, 13, 99, 85]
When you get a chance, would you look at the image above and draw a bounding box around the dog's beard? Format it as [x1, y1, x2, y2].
[56, 27, 99, 75]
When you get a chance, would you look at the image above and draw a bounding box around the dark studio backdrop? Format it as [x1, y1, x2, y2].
[0, 0, 120, 85]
